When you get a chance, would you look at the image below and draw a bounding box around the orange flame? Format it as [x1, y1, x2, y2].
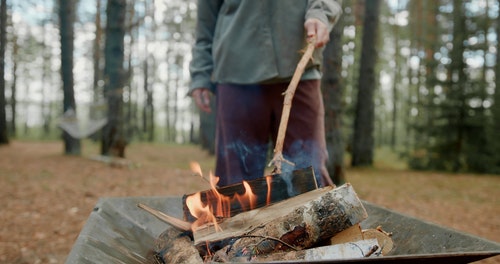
[186, 162, 271, 232]
[185, 192, 222, 232]
[233, 181, 257, 211]
[190, 161, 203, 178]
[207, 171, 231, 218]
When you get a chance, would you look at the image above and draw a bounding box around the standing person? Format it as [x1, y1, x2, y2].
[190, 1, 342, 188]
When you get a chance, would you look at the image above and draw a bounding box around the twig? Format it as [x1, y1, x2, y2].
[137, 203, 192, 231]
[191, 172, 214, 187]
[268, 38, 316, 174]
[364, 245, 379, 257]
[239, 234, 300, 251]
[376, 225, 393, 236]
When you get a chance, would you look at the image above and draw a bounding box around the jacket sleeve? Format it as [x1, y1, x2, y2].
[189, 0, 223, 92]
[306, 0, 343, 31]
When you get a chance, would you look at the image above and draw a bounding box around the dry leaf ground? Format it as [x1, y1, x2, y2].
[0, 141, 498, 263]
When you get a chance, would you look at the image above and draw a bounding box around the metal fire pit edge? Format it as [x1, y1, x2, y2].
[66, 197, 500, 264]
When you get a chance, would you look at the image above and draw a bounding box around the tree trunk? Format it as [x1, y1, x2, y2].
[125, 3, 137, 142]
[494, 0, 500, 173]
[0, 0, 7, 144]
[41, 11, 51, 138]
[142, 59, 150, 139]
[351, 0, 380, 166]
[322, 5, 345, 185]
[448, 0, 467, 172]
[91, 0, 103, 125]
[9, 35, 17, 137]
[141, 0, 155, 142]
[93, 0, 103, 104]
[102, 0, 127, 157]
[390, 3, 400, 150]
[88, 0, 104, 142]
[59, 0, 80, 154]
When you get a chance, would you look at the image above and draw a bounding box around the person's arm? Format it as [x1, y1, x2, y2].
[305, 0, 343, 47]
[189, 0, 222, 112]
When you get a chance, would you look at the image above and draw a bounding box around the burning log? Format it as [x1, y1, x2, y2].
[182, 166, 319, 221]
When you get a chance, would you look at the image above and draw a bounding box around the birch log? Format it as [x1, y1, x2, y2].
[196, 184, 368, 259]
[250, 239, 380, 262]
[152, 228, 203, 264]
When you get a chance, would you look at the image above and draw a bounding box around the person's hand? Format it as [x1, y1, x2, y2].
[191, 88, 212, 113]
[304, 18, 330, 48]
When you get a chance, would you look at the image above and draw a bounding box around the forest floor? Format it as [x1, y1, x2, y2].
[0, 140, 499, 264]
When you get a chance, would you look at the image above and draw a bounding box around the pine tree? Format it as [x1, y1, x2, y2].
[351, 0, 381, 167]
[101, 0, 127, 157]
[59, 0, 80, 154]
[0, 0, 7, 144]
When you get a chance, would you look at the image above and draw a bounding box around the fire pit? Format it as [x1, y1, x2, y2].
[66, 196, 500, 263]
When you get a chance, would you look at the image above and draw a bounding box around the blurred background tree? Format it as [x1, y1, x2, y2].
[58, 0, 81, 155]
[0, 0, 8, 144]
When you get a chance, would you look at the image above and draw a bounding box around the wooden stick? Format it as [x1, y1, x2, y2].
[137, 203, 192, 231]
[191, 172, 214, 187]
[269, 39, 316, 174]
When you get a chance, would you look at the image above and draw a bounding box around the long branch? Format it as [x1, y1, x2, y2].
[269, 39, 316, 174]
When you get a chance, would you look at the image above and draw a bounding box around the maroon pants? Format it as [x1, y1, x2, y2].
[214, 80, 332, 187]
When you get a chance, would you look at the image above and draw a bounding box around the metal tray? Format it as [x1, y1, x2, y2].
[66, 197, 500, 263]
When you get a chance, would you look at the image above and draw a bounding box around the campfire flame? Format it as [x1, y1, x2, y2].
[185, 192, 217, 231]
[233, 181, 257, 212]
[186, 162, 265, 232]
[190, 161, 203, 178]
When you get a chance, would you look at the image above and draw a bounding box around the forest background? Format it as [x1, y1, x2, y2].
[0, 0, 499, 263]
[2, 0, 500, 178]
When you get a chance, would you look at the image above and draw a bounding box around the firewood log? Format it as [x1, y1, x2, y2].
[362, 227, 394, 255]
[151, 228, 203, 264]
[250, 238, 380, 262]
[330, 223, 364, 245]
[196, 184, 368, 260]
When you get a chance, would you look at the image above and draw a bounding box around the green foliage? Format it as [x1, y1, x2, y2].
[402, 0, 500, 174]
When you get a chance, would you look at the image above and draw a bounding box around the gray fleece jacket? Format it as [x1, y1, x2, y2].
[189, 0, 342, 91]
